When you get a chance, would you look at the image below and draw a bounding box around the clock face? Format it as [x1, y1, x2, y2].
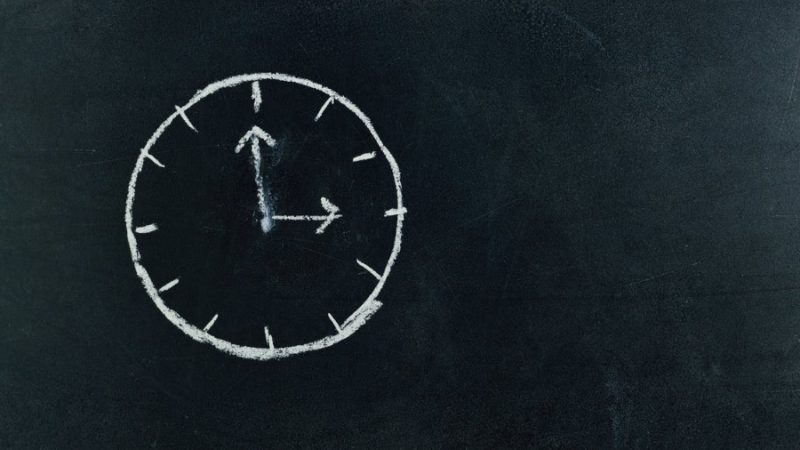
[125, 73, 405, 360]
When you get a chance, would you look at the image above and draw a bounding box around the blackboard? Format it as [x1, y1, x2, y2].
[4, 1, 800, 447]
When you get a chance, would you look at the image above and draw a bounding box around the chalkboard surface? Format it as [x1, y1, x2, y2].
[4, 1, 800, 447]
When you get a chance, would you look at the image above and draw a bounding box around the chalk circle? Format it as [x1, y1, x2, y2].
[125, 73, 405, 361]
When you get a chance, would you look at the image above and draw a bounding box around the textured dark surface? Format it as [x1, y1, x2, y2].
[4, 0, 800, 448]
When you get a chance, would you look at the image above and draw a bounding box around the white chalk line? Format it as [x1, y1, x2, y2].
[234, 126, 277, 233]
[273, 215, 337, 220]
[272, 197, 342, 234]
[384, 207, 408, 217]
[251, 81, 262, 113]
[234, 125, 276, 152]
[145, 153, 165, 168]
[203, 314, 219, 332]
[250, 139, 272, 233]
[356, 258, 382, 281]
[126, 73, 405, 360]
[158, 278, 180, 293]
[352, 151, 376, 162]
[264, 326, 274, 349]
[327, 313, 342, 333]
[314, 96, 335, 122]
[174, 105, 198, 133]
[135, 223, 158, 234]
[272, 215, 338, 220]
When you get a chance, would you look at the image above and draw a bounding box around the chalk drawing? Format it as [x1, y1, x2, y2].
[145, 153, 165, 168]
[174, 105, 198, 133]
[356, 258, 382, 281]
[158, 278, 179, 293]
[272, 197, 342, 234]
[235, 125, 276, 233]
[203, 314, 219, 332]
[135, 223, 158, 234]
[125, 73, 406, 361]
[327, 313, 343, 333]
[314, 96, 335, 122]
[384, 207, 407, 217]
[264, 326, 274, 349]
[352, 151, 376, 162]
[251, 81, 262, 113]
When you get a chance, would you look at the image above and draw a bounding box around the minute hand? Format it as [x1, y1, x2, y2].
[272, 197, 343, 234]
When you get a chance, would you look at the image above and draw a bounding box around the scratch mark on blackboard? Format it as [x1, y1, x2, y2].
[543, 5, 605, 51]
[626, 261, 700, 287]
[409, 196, 523, 259]
[296, 40, 310, 58]
[454, 197, 524, 229]
[284, 238, 347, 264]
[780, 46, 800, 132]
[11, 148, 97, 153]
[74, 156, 128, 168]
[787, 48, 800, 107]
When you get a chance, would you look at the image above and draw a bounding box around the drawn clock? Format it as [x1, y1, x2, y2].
[125, 73, 405, 360]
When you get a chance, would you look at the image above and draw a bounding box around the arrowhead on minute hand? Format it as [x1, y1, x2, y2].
[235, 125, 276, 153]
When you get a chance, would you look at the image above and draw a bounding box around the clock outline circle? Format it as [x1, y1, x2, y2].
[124, 73, 405, 361]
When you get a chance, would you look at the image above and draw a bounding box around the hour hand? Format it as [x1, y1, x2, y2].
[234, 125, 277, 233]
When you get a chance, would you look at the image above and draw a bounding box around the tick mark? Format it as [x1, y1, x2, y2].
[135, 223, 158, 234]
[327, 313, 342, 333]
[352, 152, 376, 162]
[384, 207, 407, 217]
[251, 81, 262, 113]
[314, 96, 335, 122]
[174, 105, 198, 133]
[158, 278, 180, 293]
[203, 314, 219, 332]
[356, 258, 381, 281]
[145, 153, 165, 168]
[264, 326, 274, 349]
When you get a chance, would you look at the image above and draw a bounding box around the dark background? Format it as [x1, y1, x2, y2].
[3, 0, 800, 448]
